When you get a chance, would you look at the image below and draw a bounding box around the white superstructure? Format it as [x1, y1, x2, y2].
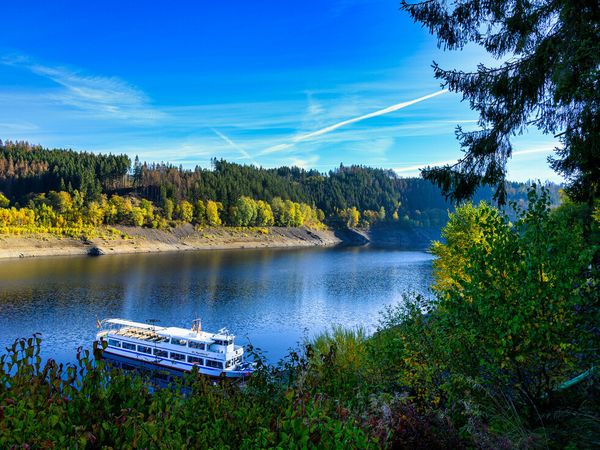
[96, 318, 254, 378]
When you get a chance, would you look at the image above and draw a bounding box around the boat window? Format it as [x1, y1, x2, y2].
[206, 359, 223, 369]
[138, 345, 152, 354]
[226, 360, 233, 368]
[188, 356, 203, 365]
[188, 341, 205, 350]
[108, 339, 121, 348]
[154, 349, 168, 357]
[170, 352, 186, 361]
[171, 338, 188, 346]
[122, 342, 136, 351]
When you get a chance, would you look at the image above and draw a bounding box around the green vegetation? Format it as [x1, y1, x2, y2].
[0, 140, 560, 237]
[0, 140, 129, 200]
[2, 0, 597, 446]
[2, 187, 597, 448]
[0, 190, 325, 236]
[400, 0, 600, 205]
[1, 337, 378, 449]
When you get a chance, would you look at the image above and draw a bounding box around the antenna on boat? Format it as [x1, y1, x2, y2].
[192, 318, 202, 334]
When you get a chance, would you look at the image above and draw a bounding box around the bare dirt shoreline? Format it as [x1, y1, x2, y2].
[0, 225, 345, 260]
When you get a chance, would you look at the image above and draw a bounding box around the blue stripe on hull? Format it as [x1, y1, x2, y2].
[101, 347, 251, 378]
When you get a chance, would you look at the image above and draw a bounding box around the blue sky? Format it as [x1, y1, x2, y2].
[0, 0, 560, 181]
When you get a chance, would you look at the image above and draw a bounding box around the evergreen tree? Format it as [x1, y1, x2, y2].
[401, 0, 600, 204]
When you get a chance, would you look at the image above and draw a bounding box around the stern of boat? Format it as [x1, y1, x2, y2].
[225, 361, 256, 378]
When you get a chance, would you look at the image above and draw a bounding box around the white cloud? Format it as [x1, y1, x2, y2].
[305, 92, 325, 117]
[0, 121, 39, 132]
[2, 55, 164, 123]
[3, 55, 523, 176]
[289, 154, 320, 169]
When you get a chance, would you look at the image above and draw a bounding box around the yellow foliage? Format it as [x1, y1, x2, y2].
[206, 200, 222, 226]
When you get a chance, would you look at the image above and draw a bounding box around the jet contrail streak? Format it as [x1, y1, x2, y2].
[394, 145, 556, 174]
[259, 89, 448, 156]
[395, 159, 459, 173]
[211, 128, 253, 160]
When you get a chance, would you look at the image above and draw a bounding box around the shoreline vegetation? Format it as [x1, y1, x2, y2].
[1, 189, 598, 448]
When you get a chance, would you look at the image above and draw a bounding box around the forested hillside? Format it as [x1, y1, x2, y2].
[0, 140, 560, 234]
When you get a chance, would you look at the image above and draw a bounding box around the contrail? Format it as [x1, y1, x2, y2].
[512, 145, 556, 157]
[394, 144, 556, 174]
[211, 128, 253, 160]
[259, 89, 448, 156]
[395, 159, 459, 173]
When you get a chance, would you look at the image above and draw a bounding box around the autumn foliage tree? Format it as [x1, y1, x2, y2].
[205, 200, 223, 226]
[175, 200, 194, 223]
[0, 192, 9, 208]
[256, 200, 275, 226]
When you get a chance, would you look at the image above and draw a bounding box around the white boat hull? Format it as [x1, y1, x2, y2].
[100, 345, 253, 379]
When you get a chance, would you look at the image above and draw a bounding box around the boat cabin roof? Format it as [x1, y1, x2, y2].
[105, 318, 157, 330]
[102, 318, 234, 343]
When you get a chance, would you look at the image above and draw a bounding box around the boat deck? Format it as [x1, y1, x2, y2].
[114, 327, 168, 343]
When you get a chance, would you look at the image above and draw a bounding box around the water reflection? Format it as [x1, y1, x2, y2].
[0, 247, 433, 363]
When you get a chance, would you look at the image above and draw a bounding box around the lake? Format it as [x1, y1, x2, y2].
[0, 246, 434, 364]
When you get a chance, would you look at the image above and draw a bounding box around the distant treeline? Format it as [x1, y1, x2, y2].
[0, 140, 561, 230]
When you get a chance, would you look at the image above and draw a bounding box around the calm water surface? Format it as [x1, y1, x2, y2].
[0, 247, 433, 363]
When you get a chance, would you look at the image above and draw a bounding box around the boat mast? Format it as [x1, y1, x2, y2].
[192, 318, 202, 333]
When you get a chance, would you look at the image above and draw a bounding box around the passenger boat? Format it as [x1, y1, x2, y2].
[96, 318, 254, 379]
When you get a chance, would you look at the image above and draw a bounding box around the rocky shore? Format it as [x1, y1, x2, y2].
[0, 223, 439, 260]
[0, 225, 345, 260]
